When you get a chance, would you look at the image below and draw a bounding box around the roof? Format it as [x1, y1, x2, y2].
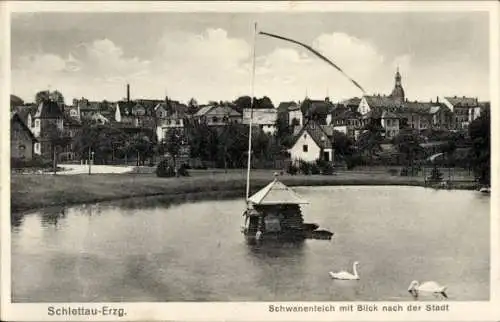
[340, 97, 361, 107]
[194, 105, 214, 116]
[11, 94, 24, 107]
[195, 104, 241, 117]
[277, 101, 298, 113]
[381, 110, 398, 119]
[13, 104, 37, 124]
[363, 95, 402, 109]
[242, 108, 277, 125]
[11, 112, 38, 142]
[34, 100, 63, 119]
[445, 96, 478, 107]
[300, 98, 335, 117]
[292, 120, 333, 149]
[248, 177, 309, 205]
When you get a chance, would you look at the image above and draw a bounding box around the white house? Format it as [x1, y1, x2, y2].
[242, 108, 277, 135]
[381, 110, 400, 139]
[288, 120, 334, 164]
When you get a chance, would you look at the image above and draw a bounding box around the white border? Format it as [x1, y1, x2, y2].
[1, 1, 499, 321]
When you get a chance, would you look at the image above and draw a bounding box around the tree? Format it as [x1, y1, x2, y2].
[50, 90, 65, 106]
[35, 91, 50, 105]
[187, 98, 199, 114]
[44, 122, 69, 174]
[356, 121, 384, 159]
[233, 96, 252, 113]
[469, 109, 490, 185]
[72, 124, 128, 164]
[392, 130, 425, 174]
[332, 130, 354, 159]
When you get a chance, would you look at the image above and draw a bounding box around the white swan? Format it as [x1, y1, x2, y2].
[408, 280, 448, 299]
[329, 261, 360, 280]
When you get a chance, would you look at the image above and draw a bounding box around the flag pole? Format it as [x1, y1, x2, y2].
[246, 22, 257, 203]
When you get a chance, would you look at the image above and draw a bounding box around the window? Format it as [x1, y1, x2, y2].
[212, 116, 218, 123]
[303, 145, 308, 152]
[323, 151, 329, 162]
[35, 120, 40, 127]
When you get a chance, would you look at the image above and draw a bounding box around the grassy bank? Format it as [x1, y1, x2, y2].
[10, 169, 477, 214]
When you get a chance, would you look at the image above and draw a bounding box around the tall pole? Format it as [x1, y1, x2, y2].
[246, 22, 257, 202]
[88, 146, 91, 175]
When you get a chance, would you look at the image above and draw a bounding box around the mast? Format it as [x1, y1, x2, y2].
[246, 22, 258, 202]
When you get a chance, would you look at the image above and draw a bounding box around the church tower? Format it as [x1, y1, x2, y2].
[390, 67, 405, 105]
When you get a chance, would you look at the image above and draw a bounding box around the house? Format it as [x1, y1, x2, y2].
[10, 112, 37, 161]
[277, 101, 302, 126]
[155, 98, 189, 142]
[194, 103, 242, 126]
[331, 109, 363, 140]
[381, 110, 400, 139]
[242, 108, 278, 135]
[288, 120, 334, 165]
[59, 116, 82, 162]
[31, 99, 64, 157]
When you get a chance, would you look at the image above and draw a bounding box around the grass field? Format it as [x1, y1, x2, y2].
[10, 168, 477, 213]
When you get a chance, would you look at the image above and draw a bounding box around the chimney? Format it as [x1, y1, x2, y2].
[127, 84, 130, 102]
[436, 96, 439, 103]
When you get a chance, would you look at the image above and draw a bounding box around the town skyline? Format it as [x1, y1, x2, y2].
[12, 11, 490, 104]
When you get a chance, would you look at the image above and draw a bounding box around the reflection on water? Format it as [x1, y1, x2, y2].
[11, 186, 490, 302]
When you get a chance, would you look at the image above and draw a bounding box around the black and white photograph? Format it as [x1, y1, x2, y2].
[1, 1, 498, 321]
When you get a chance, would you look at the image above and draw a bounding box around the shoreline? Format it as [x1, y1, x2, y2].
[10, 171, 479, 215]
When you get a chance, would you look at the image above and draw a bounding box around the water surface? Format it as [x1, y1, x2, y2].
[12, 186, 490, 302]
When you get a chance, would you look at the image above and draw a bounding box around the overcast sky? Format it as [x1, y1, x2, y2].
[11, 11, 490, 105]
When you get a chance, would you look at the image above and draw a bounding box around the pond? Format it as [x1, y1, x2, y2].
[11, 186, 490, 302]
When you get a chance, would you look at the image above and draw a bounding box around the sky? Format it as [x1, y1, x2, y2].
[11, 11, 490, 105]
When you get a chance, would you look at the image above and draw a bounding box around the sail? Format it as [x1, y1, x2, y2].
[248, 179, 309, 205]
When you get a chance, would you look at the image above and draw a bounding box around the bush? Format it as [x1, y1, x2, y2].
[11, 157, 52, 169]
[388, 168, 399, 176]
[299, 161, 311, 175]
[310, 163, 321, 175]
[321, 163, 335, 175]
[178, 164, 190, 177]
[428, 166, 443, 182]
[156, 159, 175, 177]
[287, 163, 298, 175]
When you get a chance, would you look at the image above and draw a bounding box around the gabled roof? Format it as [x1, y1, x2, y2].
[248, 177, 309, 205]
[34, 100, 63, 119]
[11, 112, 38, 142]
[292, 120, 333, 149]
